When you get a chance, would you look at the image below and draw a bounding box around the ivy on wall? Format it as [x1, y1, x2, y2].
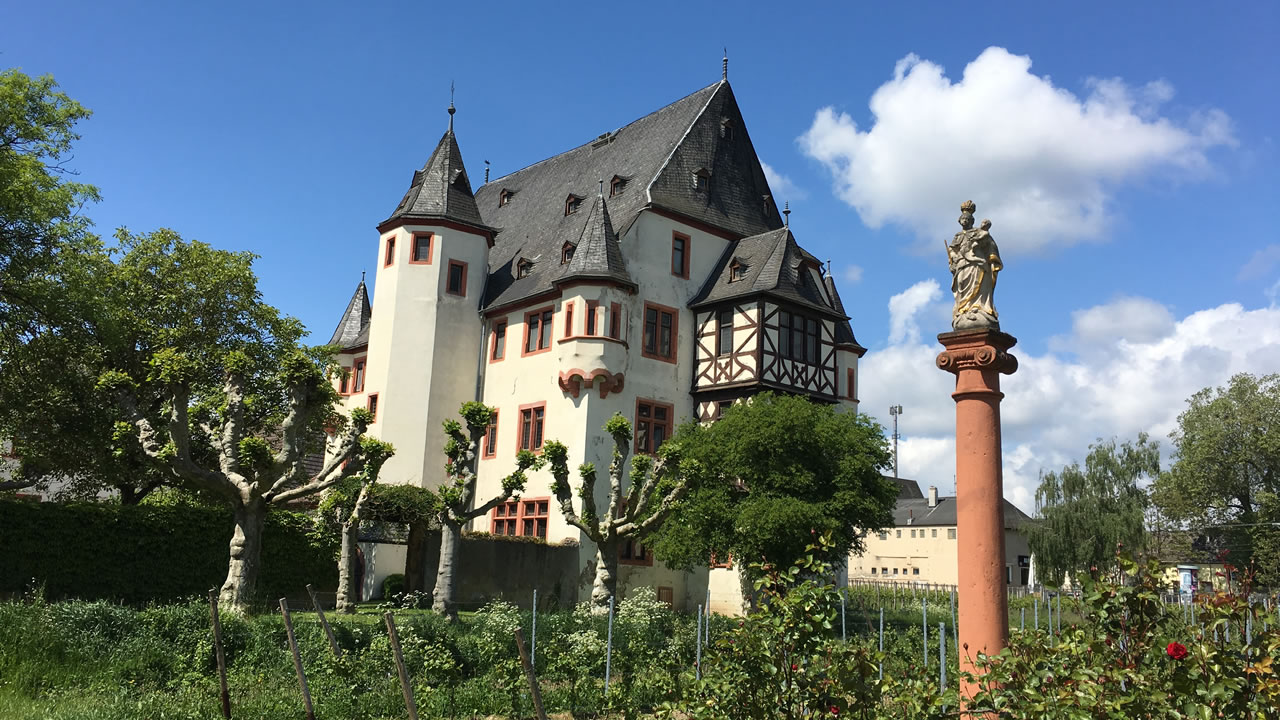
[0, 499, 337, 605]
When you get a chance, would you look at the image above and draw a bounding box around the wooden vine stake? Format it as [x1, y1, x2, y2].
[208, 590, 231, 719]
[306, 583, 342, 658]
[514, 627, 548, 720]
[280, 598, 316, 720]
[384, 612, 420, 720]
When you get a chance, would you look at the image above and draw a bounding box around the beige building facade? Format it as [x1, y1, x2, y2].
[324, 76, 864, 611]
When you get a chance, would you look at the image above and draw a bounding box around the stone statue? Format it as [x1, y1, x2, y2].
[946, 200, 1003, 330]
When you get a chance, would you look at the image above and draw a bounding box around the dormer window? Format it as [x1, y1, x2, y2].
[451, 169, 468, 187]
[720, 118, 734, 140]
[561, 242, 576, 265]
[499, 189, 515, 207]
[517, 258, 533, 279]
[610, 175, 628, 197]
[565, 194, 584, 215]
[729, 260, 747, 282]
[693, 168, 711, 192]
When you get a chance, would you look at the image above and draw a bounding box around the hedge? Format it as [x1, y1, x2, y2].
[0, 499, 337, 605]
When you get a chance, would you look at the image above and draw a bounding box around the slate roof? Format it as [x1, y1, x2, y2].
[689, 227, 842, 318]
[474, 80, 781, 311]
[385, 128, 488, 230]
[824, 275, 865, 353]
[329, 278, 371, 348]
[891, 476, 925, 499]
[890, 494, 1036, 531]
[557, 194, 632, 287]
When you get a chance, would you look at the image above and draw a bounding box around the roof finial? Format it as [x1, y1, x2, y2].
[598, 178, 605, 197]
[361, 270, 366, 284]
[447, 81, 456, 132]
[484, 160, 490, 183]
[783, 201, 790, 227]
[826, 259, 832, 277]
[722, 49, 728, 80]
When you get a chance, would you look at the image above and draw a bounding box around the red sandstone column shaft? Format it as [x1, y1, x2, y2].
[937, 329, 1017, 707]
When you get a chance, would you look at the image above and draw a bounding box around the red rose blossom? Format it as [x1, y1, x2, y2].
[1166, 642, 1188, 660]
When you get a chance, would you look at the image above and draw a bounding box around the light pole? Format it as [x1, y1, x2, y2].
[889, 405, 903, 478]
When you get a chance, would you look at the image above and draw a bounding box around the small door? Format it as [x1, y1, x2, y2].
[657, 586, 674, 608]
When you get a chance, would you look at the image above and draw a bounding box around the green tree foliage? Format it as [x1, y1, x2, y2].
[1152, 373, 1280, 584]
[649, 392, 895, 583]
[1028, 434, 1158, 587]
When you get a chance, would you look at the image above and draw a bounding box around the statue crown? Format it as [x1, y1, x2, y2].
[960, 200, 977, 214]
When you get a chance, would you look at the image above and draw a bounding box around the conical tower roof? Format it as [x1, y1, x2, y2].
[384, 118, 487, 229]
[328, 277, 371, 348]
[557, 194, 632, 287]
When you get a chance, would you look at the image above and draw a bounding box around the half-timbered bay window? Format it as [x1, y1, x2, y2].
[777, 310, 821, 364]
[519, 403, 546, 452]
[716, 309, 733, 356]
[524, 308, 554, 354]
[642, 303, 677, 362]
[635, 399, 673, 454]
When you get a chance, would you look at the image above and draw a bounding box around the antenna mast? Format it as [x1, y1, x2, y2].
[889, 405, 904, 478]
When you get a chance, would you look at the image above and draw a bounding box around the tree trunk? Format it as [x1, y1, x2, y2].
[591, 539, 619, 614]
[337, 516, 361, 613]
[219, 499, 267, 613]
[432, 518, 462, 621]
[404, 520, 429, 593]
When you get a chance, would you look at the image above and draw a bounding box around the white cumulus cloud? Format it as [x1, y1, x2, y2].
[799, 47, 1235, 253]
[842, 264, 864, 285]
[859, 285, 1280, 515]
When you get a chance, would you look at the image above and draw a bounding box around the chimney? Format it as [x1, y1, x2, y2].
[928, 486, 938, 508]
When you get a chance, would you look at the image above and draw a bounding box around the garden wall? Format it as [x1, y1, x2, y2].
[404, 530, 580, 610]
[0, 498, 337, 605]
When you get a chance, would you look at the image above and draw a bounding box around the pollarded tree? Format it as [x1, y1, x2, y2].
[648, 392, 895, 597]
[432, 402, 540, 620]
[1028, 434, 1158, 587]
[320, 442, 406, 613]
[544, 414, 693, 614]
[1152, 373, 1280, 583]
[94, 228, 391, 612]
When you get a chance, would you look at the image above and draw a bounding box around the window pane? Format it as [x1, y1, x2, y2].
[672, 238, 685, 275]
[449, 263, 463, 292]
[660, 312, 672, 358]
[653, 424, 665, 450]
[526, 316, 539, 353]
[586, 305, 597, 335]
[533, 407, 544, 448]
[644, 308, 657, 353]
[413, 235, 430, 261]
[540, 311, 553, 349]
[779, 312, 790, 357]
[792, 325, 804, 361]
[521, 410, 532, 449]
[493, 324, 506, 359]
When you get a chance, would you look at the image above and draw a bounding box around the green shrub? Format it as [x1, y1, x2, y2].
[381, 573, 405, 600]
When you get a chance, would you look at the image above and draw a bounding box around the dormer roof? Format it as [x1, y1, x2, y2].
[328, 277, 371, 349]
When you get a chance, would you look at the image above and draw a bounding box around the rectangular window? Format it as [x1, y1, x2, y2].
[1006, 565, 1013, 585]
[878, 532, 888, 541]
[778, 310, 791, 359]
[806, 318, 819, 363]
[353, 358, 366, 393]
[491, 500, 519, 535]
[948, 528, 957, 540]
[642, 302, 677, 362]
[931, 529, 938, 538]
[882, 567, 888, 575]
[410, 233, 433, 264]
[710, 552, 733, 569]
[671, 232, 690, 278]
[791, 316, 805, 362]
[483, 410, 498, 458]
[446, 260, 467, 296]
[523, 308, 554, 355]
[521, 498, 549, 538]
[716, 309, 733, 356]
[896, 529, 902, 538]
[383, 236, 396, 267]
[910, 529, 916, 538]
[716, 400, 732, 420]
[564, 302, 574, 337]
[893, 568, 899, 575]
[338, 367, 350, 394]
[635, 398, 674, 454]
[871, 567, 878, 575]
[519, 403, 546, 452]
[491, 322, 507, 361]
[585, 301, 599, 336]
[913, 568, 920, 576]
[609, 302, 622, 339]
[847, 368, 856, 400]
[619, 538, 653, 566]
[366, 393, 379, 422]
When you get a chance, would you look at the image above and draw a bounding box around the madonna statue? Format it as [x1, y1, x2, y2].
[946, 200, 1003, 330]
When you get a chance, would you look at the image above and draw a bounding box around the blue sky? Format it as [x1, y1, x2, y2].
[5, 2, 1277, 509]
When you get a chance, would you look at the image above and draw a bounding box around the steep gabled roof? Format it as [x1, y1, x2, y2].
[385, 128, 487, 230]
[892, 496, 1035, 531]
[557, 194, 632, 287]
[328, 278, 371, 348]
[824, 275, 865, 354]
[690, 227, 839, 317]
[475, 80, 781, 310]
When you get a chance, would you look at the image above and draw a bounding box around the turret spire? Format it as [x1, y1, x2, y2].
[447, 81, 456, 132]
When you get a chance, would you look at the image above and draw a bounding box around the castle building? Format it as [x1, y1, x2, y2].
[327, 72, 865, 610]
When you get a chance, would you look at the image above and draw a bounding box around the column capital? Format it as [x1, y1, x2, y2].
[935, 328, 1019, 376]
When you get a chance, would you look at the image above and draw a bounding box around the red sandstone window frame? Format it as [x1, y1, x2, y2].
[641, 302, 678, 363]
[522, 307, 555, 356]
[518, 401, 547, 453]
[490, 321, 507, 362]
[383, 235, 396, 267]
[366, 393, 379, 423]
[483, 410, 499, 459]
[337, 366, 351, 395]
[409, 232, 434, 264]
[565, 194, 583, 216]
[446, 260, 468, 297]
[352, 356, 367, 393]
[609, 302, 622, 340]
[584, 301, 600, 336]
[634, 397, 674, 455]
[561, 242, 575, 265]
[710, 552, 733, 569]
[671, 232, 691, 278]
[490, 496, 550, 537]
[563, 301, 574, 338]
[619, 538, 653, 566]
